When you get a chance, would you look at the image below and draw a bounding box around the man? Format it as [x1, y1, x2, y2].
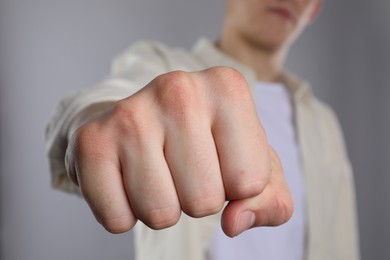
[46, 0, 360, 259]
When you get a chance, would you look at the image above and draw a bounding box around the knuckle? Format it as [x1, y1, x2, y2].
[209, 66, 250, 100]
[153, 70, 198, 113]
[227, 181, 263, 200]
[112, 100, 141, 134]
[211, 66, 244, 81]
[277, 192, 295, 224]
[273, 204, 293, 226]
[74, 125, 101, 157]
[182, 195, 224, 218]
[111, 99, 152, 142]
[74, 123, 115, 165]
[226, 171, 268, 200]
[156, 70, 193, 90]
[268, 190, 294, 226]
[141, 207, 181, 230]
[100, 215, 135, 234]
[72, 125, 119, 178]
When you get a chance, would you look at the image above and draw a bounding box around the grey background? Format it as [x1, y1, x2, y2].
[0, 0, 389, 260]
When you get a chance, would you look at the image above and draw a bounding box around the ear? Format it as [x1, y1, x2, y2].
[308, 0, 323, 23]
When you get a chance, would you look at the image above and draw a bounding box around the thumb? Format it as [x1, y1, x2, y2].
[220, 147, 294, 237]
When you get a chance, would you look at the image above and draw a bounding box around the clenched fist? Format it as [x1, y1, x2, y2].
[65, 67, 293, 237]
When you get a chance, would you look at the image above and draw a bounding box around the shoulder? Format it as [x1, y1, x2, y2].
[110, 40, 203, 77]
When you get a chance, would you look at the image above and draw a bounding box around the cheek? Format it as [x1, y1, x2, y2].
[239, 6, 264, 29]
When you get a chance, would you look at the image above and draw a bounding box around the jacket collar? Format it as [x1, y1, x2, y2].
[192, 37, 313, 103]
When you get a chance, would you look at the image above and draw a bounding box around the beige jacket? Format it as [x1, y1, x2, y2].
[46, 38, 360, 260]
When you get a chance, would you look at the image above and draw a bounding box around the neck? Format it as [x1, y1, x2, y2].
[216, 32, 288, 82]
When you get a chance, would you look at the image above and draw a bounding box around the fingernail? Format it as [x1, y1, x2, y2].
[234, 211, 255, 236]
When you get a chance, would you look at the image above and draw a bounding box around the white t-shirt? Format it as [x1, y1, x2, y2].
[207, 82, 306, 260]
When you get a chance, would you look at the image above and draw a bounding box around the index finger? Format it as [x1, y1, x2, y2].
[204, 67, 271, 200]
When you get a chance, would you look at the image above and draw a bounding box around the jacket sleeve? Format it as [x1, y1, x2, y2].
[45, 41, 168, 195]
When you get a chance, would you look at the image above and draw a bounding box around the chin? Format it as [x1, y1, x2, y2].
[251, 35, 289, 52]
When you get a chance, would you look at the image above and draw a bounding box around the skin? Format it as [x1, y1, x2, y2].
[65, 0, 322, 237]
[219, 0, 322, 81]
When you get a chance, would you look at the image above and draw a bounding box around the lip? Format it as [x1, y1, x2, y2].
[267, 6, 296, 22]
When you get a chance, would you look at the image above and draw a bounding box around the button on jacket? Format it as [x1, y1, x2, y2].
[46, 38, 360, 260]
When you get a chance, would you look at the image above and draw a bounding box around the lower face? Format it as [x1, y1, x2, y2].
[226, 0, 318, 51]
